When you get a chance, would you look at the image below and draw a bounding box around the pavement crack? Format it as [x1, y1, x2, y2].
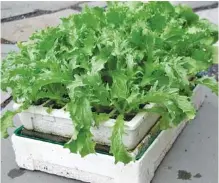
[1, 38, 16, 44]
[1, 1, 83, 23]
[1, 96, 12, 110]
[193, 2, 218, 12]
[1, 9, 53, 23]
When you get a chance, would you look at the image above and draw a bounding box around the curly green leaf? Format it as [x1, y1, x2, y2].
[110, 115, 133, 164]
[1, 111, 16, 138]
[195, 76, 218, 95]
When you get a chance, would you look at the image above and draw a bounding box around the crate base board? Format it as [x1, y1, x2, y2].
[12, 120, 187, 183]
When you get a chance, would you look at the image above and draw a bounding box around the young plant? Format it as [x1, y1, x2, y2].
[1, 2, 218, 164]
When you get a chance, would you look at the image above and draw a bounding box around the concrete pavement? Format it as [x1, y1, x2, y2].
[1, 2, 218, 183]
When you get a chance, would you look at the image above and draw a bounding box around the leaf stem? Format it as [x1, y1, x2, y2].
[109, 108, 117, 117]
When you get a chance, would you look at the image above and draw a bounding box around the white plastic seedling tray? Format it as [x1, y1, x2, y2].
[12, 120, 187, 183]
[14, 103, 160, 150]
[11, 85, 206, 183]
[13, 85, 205, 150]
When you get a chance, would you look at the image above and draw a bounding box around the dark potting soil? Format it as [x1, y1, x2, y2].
[32, 99, 65, 109]
[91, 106, 113, 114]
[43, 100, 64, 109]
[32, 98, 144, 121]
[32, 98, 49, 106]
[92, 103, 146, 121]
[111, 112, 137, 121]
[115, 104, 146, 121]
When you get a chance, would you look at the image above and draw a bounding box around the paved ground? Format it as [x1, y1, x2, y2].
[1, 1, 79, 19]
[152, 88, 218, 183]
[1, 1, 218, 183]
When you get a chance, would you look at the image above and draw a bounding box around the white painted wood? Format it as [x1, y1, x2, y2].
[11, 84, 206, 183]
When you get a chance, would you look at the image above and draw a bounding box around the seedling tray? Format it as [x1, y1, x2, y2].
[11, 119, 190, 183]
[11, 85, 206, 183]
[13, 103, 160, 150]
[13, 85, 205, 150]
